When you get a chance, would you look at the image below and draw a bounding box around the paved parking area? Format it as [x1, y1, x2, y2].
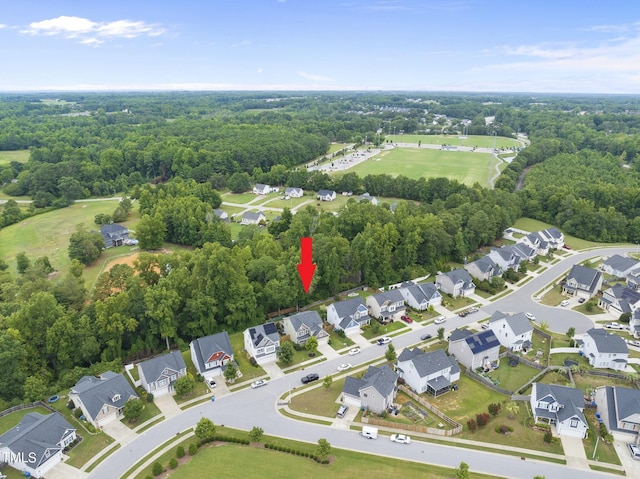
[47, 461, 89, 479]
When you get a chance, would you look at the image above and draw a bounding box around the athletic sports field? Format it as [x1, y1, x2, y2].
[386, 134, 521, 149]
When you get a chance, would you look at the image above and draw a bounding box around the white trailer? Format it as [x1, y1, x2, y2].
[360, 426, 378, 439]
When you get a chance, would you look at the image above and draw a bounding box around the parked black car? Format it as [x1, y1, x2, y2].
[301, 373, 320, 384]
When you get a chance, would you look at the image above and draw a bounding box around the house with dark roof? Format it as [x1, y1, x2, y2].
[562, 264, 603, 300]
[518, 228, 564, 255]
[464, 255, 503, 282]
[366, 290, 406, 323]
[358, 193, 378, 205]
[579, 328, 628, 370]
[213, 209, 229, 221]
[626, 268, 640, 292]
[281, 311, 328, 345]
[252, 183, 273, 195]
[99, 223, 130, 248]
[436, 269, 476, 298]
[399, 282, 442, 311]
[0, 412, 76, 479]
[598, 284, 640, 315]
[447, 328, 500, 371]
[396, 348, 460, 396]
[326, 297, 371, 336]
[69, 371, 138, 428]
[488, 311, 533, 352]
[284, 187, 303, 198]
[601, 254, 640, 278]
[487, 246, 522, 272]
[190, 331, 234, 379]
[530, 383, 587, 438]
[243, 323, 280, 365]
[595, 386, 640, 436]
[137, 350, 187, 396]
[341, 365, 398, 414]
[317, 189, 336, 201]
[630, 309, 640, 339]
[241, 211, 266, 225]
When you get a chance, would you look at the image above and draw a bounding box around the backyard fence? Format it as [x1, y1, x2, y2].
[0, 401, 56, 420]
[464, 368, 513, 396]
[398, 385, 462, 434]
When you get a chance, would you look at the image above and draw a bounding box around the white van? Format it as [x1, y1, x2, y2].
[361, 426, 378, 439]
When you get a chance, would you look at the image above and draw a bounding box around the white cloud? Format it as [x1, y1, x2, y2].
[297, 71, 333, 82]
[257, 67, 264, 74]
[0, 24, 8, 29]
[21, 15, 165, 45]
[231, 40, 251, 47]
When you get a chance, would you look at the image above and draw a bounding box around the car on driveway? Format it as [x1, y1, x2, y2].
[377, 336, 391, 345]
[207, 379, 217, 388]
[251, 379, 267, 389]
[578, 297, 586, 303]
[390, 434, 411, 444]
[301, 373, 319, 384]
[525, 313, 535, 321]
[628, 443, 640, 460]
[434, 316, 446, 324]
[420, 333, 432, 341]
[560, 300, 570, 307]
[400, 314, 413, 324]
[337, 363, 352, 372]
[348, 347, 361, 356]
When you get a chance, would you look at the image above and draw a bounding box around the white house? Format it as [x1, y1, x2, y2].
[488, 311, 533, 352]
[447, 328, 500, 371]
[241, 211, 266, 225]
[562, 264, 603, 300]
[244, 323, 280, 365]
[435, 269, 476, 298]
[487, 246, 522, 272]
[213, 209, 229, 221]
[253, 183, 272, 195]
[399, 282, 442, 311]
[595, 386, 640, 436]
[630, 309, 640, 338]
[530, 383, 588, 438]
[578, 328, 628, 370]
[0, 412, 76, 479]
[317, 189, 337, 201]
[284, 187, 304, 198]
[281, 311, 328, 345]
[342, 365, 398, 414]
[366, 290, 405, 323]
[464, 255, 502, 282]
[137, 350, 188, 397]
[358, 193, 378, 205]
[326, 297, 371, 336]
[598, 284, 640, 315]
[601, 254, 640, 278]
[396, 348, 460, 396]
[518, 228, 564, 255]
[190, 331, 234, 379]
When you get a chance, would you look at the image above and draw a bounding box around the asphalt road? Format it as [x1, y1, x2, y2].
[90, 246, 635, 479]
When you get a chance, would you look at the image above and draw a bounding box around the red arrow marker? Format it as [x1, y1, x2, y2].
[297, 237, 316, 294]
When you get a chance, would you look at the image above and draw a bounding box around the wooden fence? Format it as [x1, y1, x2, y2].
[0, 401, 56, 419]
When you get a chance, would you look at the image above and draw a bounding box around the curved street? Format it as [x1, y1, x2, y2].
[90, 246, 636, 479]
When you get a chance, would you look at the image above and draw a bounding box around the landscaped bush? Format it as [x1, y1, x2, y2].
[152, 461, 164, 476]
[543, 431, 553, 443]
[188, 443, 198, 455]
[488, 403, 501, 416]
[476, 413, 490, 427]
[67, 400, 75, 410]
[73, 408, 82, 418]
[169, 457, 178, 469]
[467, 419, 477, 431]
[249, 356, 258, 367]
[176, 445, 185, 458]
[496, 425, 513, 434]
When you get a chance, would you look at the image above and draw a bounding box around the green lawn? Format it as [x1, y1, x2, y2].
[0, 149, 30, 165]
[573, 372, 635, 394]
[336, 147, 495, 187]
[484, 360, 541, 392]
[222, 191, 281, 205]
[263, 195, 311, 209]
[583, 408, 621, 465]
[360, 321, 408, 340]
[387, 134, 521, 149]
[289, 377, 346, 417]
[228, 331, 266, 381]
[121, 400, 162, 429]
[539, 285, 566, 307]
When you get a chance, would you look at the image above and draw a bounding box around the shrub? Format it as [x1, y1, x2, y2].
[176, 445, 185, 458]
[497, 425, 511, 434]
[169, 457, 178, 469]
[146, 392, 154, 403]
[188, 443, 198, 456]
[152, 462, 164, 476]
[543, 431, 553, 444]
[249, 357, 258, 367]
[476, 413, 490, 427]
[73, 408, 83, 418]
[67, 400, 75, 410]
[467, 419, 477, 431]
[488, 403, 501, 416]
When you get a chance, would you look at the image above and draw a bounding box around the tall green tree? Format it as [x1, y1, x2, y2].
[136, 213, 166, 250]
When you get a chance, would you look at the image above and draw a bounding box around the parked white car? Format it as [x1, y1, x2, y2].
[348, 347, 361, 356]
[390, 434, 411, 444]
[250, 379, 268, 389]
[377, 336, 391, 345]
[525, 313, 535, 321]
[434, 316, 446, 324]
[337, 363, 352, 372]
[560, 300, 570, 307]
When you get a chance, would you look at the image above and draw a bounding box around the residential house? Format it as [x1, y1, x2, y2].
[510, 242, 538, 262]
[488, 311, 533, 352]
[69, 371, 138, 428]
[630, 309, 640, 338]
[562, 264, 603, 300]
[447, 328, 500, 371]
[358, 193, 378, 205]
[595, 386, 640, 436]
[396, 348, 460, 396]
[578, 328, 628, 370]
[190, 331, 234, 379]
[626, 269, 640, 292]
[366, 290, 406, 323]
[598, 284, 640, 315]
[243, 323, 280, 365]
[284, 187, 304, 198]
[241, 211, 266, 225]
[0, 412, 76, 479]
[137, 350, 187, 396]
[326, 297, 371, 336]
[317, 189, 337, 201]
[281, 311, 328, 345]
[342, 365, 398, 414]
[487, 246, 522, 272]
[99, 223, 130, 248]
[518, 228, 564, 255]
[399, 282, 442, 311]
[436, 269, 476, 298]
[252, 183, 272, 195]
[464, 255, 503, 282]
[213, 209, 229, 221]
[601, 254, 640, 278]
[530, 383, 588, 438]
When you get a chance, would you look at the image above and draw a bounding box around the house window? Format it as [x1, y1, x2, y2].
[265, 345, 275, 354]
[570, 419, 579, 428]
[111, 393, 121, 402]
[363, 393, 368, 397]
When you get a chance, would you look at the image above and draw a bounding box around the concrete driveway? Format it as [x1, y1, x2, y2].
[559, 435, 589, 470]
[100, 419, 137, 445]
[154, 394, 181, 420]
[46, 461, 89, 479]
[613, 433, 640, 476]
[261, 360, 285, 380]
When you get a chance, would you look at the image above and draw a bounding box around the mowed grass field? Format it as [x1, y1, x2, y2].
[0, 149, 30, 165]
[337, 147, 496, 186]
[387, 134, 521, 149]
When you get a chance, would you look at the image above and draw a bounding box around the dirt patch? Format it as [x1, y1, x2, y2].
[103, 248, 172, 273]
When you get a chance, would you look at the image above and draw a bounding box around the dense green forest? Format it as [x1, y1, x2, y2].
[1, 91, 640, 406]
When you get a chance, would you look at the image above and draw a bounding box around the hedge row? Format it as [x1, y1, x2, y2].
[263, 443, 329, 464]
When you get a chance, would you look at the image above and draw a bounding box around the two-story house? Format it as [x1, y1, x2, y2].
[253, 183, 272, 195]
[435, 269, 476, 298]
[137, 350, 187, 396]
[464, 255, 503, 282]
[601, 254, 640, 278]
[190, 331, 234, 379]
[99, 223, 130, 248]
[598, 284, 640, 316]
[562, 264, 603, 300]
[326, 297, 371, 336]
[399, 282, 442, 311]
[630, 309, 640, 338]
[366, 290, 406, 323]
[243, 323, 280, 365]
[530, 383, 588, 438]
[487, 246, 522, 272]
[518, 228, 564, 255]
[578, 328, 629, 370]
[396, 348, 460, 396]
[284, 187, 304, 198]
[317, 189, 336, 201]
[447, 328, 500, 371]
[281, 311, 328, 345]
[488, 311, 533, 352]
[342, 365, 398, 414]
[69, 371, 138, 428]
[595, 386, 640, 436]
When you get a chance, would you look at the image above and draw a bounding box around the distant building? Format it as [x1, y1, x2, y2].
[99, 224, 130, 248]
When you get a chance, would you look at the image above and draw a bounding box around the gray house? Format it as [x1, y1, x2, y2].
[190, 331, 234, 379]
[243, 323, 280, 365]
[488, 311, 533, 352]
[601, 254, 640, 278]
[241, 211, 266, 225]
[281, 311, 328, 345]
[399, 282, 442, 311]
[396, 348, 460, 396]
[562, 264, 603, 299]
[448, 328, 500, 371]
[464, 255, 503, 282]
[358, 193, 378, 205]
[326, 297, 371, 336]
[530, 383, 587, 438]
[598, 284, 640, 315]
[578, 328, 628, 371]
[137, 350, 188, 396]
[0, 412, 76, 479]
[342, 365, 398, 414]
[99, 223, 130, 248]
[366, 289, 406, 323]
[284, 187, 303, 198]
[487, 246, 522, 271]
[436, 269, 476, 298]
[595, 386, 640, 436]
[69, 371, 138, 428]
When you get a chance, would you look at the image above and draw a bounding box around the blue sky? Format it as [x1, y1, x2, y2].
[1, 0, 640, 93]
